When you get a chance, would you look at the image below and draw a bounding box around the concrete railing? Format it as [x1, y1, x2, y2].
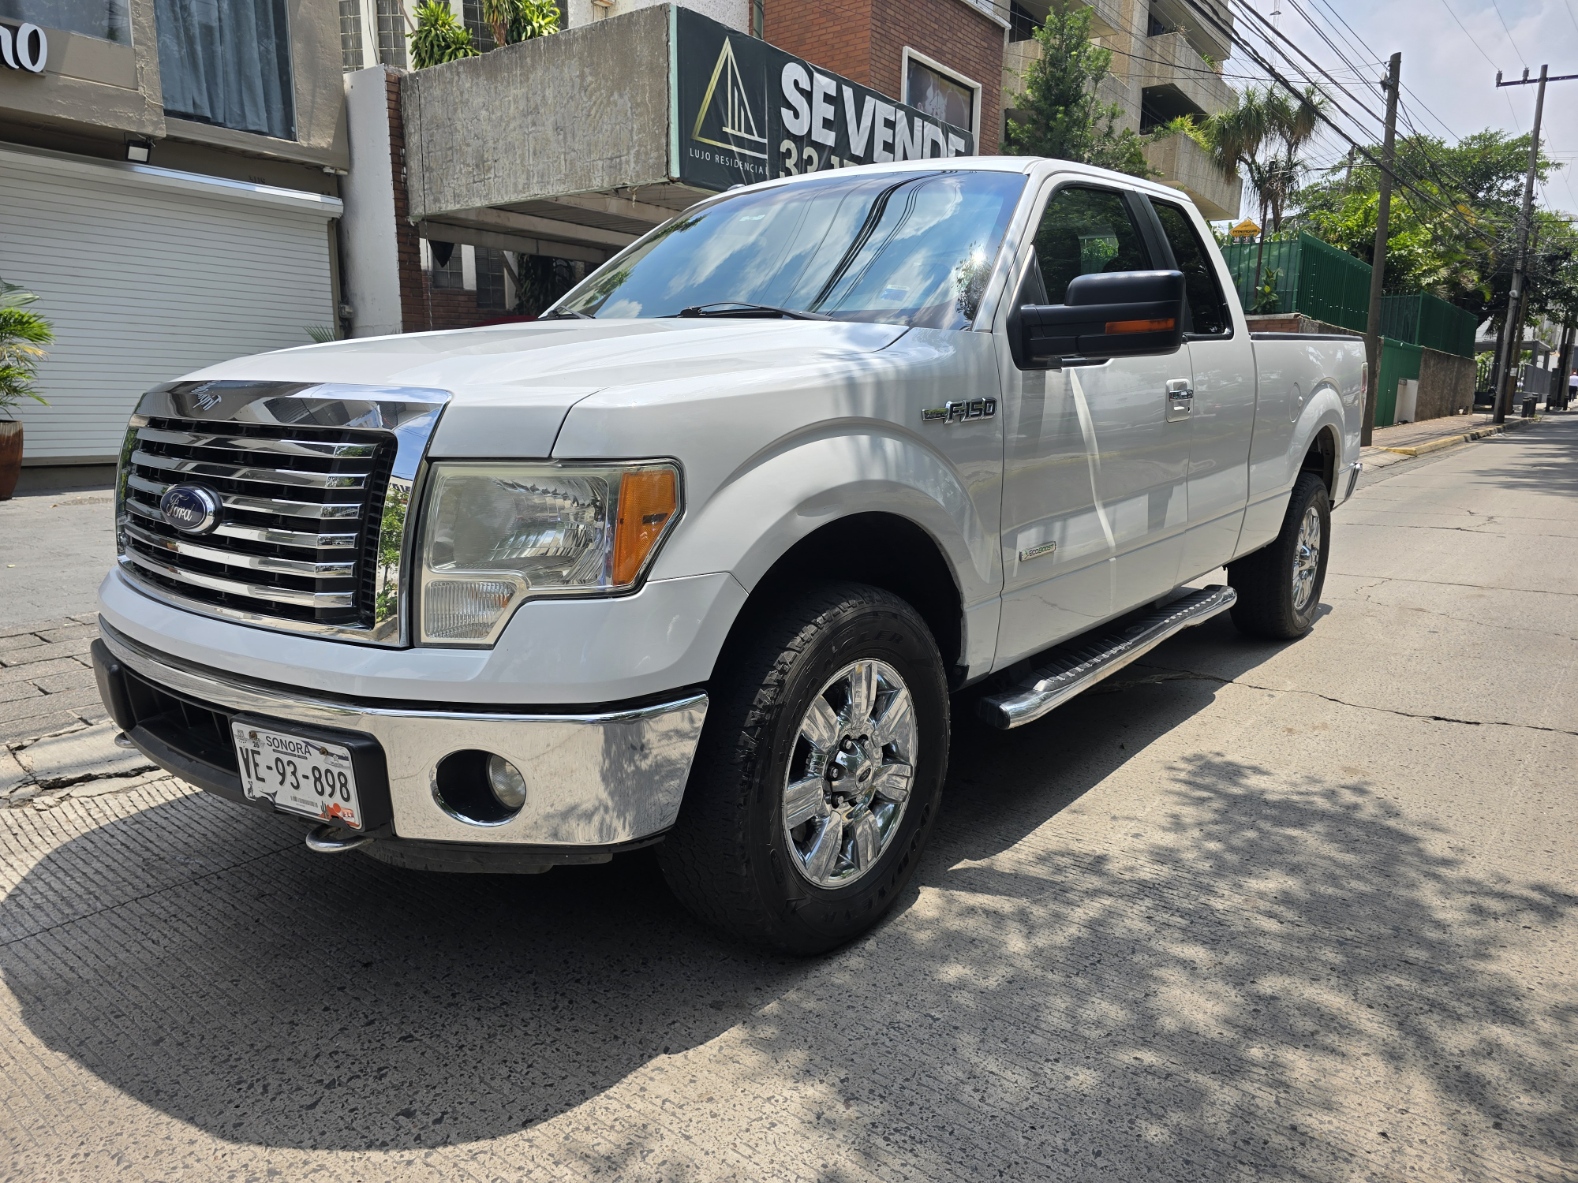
[1143, 132, 1241, 220]
[1136, 30, 1234, 117]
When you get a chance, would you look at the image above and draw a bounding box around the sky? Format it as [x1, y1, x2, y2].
[1219, 0, 1578, 217]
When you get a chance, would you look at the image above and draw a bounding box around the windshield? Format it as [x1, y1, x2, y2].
[551, 169, 1027, 329]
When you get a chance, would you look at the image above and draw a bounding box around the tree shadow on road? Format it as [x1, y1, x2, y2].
[1, 626, 1573, 1178]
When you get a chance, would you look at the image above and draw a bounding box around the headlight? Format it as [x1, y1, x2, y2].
[417, 461, 681, 645]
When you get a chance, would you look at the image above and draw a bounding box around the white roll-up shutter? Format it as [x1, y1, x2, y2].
[0, 144, 344, 463]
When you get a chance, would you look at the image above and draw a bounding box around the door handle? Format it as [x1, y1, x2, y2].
[1166, 379, 1193, 420]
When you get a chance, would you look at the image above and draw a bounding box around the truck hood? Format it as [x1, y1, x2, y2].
[181, 319, 908, 458]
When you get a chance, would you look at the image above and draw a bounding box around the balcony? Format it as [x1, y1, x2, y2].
[1144, 132, 1241, 220]
[1138, 30, 1234, 118]
[1149, 0, 1232, 63]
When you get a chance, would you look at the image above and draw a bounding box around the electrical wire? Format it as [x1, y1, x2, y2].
[1179, 0, 1516, 253]
[1488, 0, 1530, 68]
[1226, 0, 1518, 239]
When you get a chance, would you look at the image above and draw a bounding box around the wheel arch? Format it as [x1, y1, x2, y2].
[1300, 421, 1340, 497]
[714, 512, 967, 687]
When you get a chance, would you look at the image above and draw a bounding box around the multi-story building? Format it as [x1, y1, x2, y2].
[1003, 0, 1242, 220]
[0, 0, 347, 485]
[336, 0, 1013, 335]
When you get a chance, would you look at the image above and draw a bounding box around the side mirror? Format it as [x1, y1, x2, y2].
[1019, 270, 1185, 366]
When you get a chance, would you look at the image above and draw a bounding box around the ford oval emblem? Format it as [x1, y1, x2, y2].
[159, 484, 223, 535]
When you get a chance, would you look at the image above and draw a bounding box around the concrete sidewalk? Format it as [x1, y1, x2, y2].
[1362, 409, 1547, 470]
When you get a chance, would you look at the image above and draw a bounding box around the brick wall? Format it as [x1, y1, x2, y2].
[765, 0, 1004, 152]
[384, 70, 502, 333]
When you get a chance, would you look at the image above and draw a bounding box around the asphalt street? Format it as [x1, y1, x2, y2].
[1, 418, 1575, 1180]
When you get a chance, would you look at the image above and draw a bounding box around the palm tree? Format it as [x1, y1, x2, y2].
[1191, 86, 1321, 305]
[0, 277, 51, 416]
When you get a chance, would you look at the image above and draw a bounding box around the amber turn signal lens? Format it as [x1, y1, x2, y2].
[612, 467, 678, 586]
[1104, 317, 1176, 334]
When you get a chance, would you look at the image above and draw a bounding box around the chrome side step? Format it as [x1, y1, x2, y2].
[978, 584, 1237, 730]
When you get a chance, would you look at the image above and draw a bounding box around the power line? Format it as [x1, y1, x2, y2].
[1181, 0, 1514, 251]
[1096, 42, 1288, 82]
[1225, 1, 1519, 243]
[1435, 0, 1500, 71]
[1488, 0, 1529, 68]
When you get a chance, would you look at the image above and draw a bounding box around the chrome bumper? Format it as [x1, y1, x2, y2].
[98, 623, 708, 848]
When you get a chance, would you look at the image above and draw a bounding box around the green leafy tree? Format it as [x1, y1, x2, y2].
[1294, 130, 1538, 321]
[0, 277, 52, 416]
[481, 0, 558, 47]
[409, 0, 480, 68]
[1004, 5, 1165, 177]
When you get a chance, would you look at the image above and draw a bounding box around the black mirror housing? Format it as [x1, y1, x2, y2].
[1019, 270, 1186, 366]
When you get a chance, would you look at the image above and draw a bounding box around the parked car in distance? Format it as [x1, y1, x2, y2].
[94, 158, 1363, 952]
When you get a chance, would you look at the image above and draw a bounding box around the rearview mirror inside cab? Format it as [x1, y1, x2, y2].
[1016, 270, 1186, 367]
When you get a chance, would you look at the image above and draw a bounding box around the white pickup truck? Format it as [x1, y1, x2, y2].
[94, 158, 1363, 952]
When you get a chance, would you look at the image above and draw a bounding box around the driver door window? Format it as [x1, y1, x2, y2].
[1031, 186, 1154, 304]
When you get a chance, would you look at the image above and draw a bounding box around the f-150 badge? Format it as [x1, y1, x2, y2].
[922, 398, 997, 424]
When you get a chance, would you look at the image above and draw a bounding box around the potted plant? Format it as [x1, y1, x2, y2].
[0, 276, 51, 500]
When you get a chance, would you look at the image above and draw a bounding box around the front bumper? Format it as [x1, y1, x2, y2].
[94, 621, 708, 850]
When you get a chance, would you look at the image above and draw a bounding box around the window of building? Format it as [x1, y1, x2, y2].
[902, 51, 979, 134]
[461, 0, 496, 52]
[374, 0, 406, 67]
[338, 0, 364, 71]
[337, 0, 407, 71]
[475, 247, 508, 310]
[1148, 198, 1232, 335]
[428, 240, 465, 290]
[1029, 186, 1152, 304]
[1, 0, 130, 39]
[750, 0, 763, 37]
[1008, 1, 1037, 42]
[155, 0, 295, 139]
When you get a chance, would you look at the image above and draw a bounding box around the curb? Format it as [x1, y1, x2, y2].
[1377, 414, 1542, 457]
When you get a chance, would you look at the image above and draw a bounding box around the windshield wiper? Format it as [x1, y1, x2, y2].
[674, 302, 830, 321]
[540, 308, 592, 319]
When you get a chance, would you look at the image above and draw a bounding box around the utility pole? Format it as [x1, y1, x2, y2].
[1491, 66, 1578, 420]
[1360, 52, 1401, 446]
[1559, 320, 1575, 410]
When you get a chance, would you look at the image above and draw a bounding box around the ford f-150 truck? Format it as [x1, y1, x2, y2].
[94, 157, 1363, 952]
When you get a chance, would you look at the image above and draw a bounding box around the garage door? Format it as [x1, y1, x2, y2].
[0, 143, 343, 463]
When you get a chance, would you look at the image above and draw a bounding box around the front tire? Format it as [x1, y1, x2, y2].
[659, 583, 948, 954]
[1227, 471, 1331, 639]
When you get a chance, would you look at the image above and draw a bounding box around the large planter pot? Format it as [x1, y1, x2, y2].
[0, 420, 21, 501]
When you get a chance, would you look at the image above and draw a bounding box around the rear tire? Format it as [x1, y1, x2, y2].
[1227, 472, 1331, 640]
[658, 583, 948, 955]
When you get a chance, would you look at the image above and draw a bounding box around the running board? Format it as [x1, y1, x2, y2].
[978, 585, 1237, 730]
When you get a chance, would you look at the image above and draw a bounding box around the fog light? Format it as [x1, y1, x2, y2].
[486, 754, 527, 811]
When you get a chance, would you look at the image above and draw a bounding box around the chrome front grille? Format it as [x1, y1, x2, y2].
[121, 418, 393, 625]
[115, 380, 451, 646]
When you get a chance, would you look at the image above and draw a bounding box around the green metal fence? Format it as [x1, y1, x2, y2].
[1379, 292, 1477, 357]
[1222, 232, 1372, 332]
[1375, 338, 1423, 428]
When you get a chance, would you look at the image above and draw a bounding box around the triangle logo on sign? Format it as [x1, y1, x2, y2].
[692, 38, 768, 159]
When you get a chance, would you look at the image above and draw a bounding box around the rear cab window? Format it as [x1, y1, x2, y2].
[1147, 198, 1233, 337]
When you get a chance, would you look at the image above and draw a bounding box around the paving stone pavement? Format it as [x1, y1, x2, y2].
[0, 615, 111, 744]
[1, 419, 1576, 1181]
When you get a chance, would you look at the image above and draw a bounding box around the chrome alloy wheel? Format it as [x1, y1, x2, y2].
[1292, 504, 1322, 612]
[782, 659, 918, 889]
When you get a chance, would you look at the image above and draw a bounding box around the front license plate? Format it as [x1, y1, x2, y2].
[231, 721, 362, 829]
